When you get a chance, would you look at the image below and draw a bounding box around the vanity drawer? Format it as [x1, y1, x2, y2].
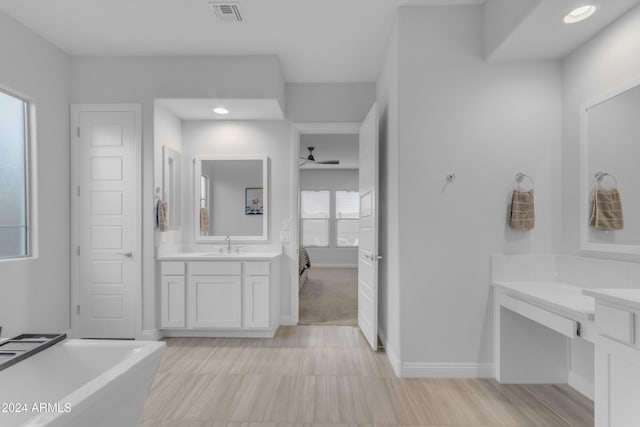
[189, 261, 241, 276]
[161, 261, 185, 276]
[244, 261, 270, 276]
[596, 303, 635, 345]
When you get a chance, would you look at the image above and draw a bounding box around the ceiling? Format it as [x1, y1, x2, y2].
[156, 98, 284, 120]
[0, 0, 637, 82]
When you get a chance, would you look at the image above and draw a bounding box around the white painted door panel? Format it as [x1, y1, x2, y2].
[189, 275, 242, 328]
[161, 275, 186, 328]
[244, 275, 270, 329]
[77, 109, 138, 339]
[358, 104, 379, 351]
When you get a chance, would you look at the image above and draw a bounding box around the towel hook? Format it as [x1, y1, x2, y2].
[594, 171, 618, 188]
[514, 172, 535, 190]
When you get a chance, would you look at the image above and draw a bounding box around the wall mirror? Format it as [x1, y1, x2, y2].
[581, 79, 640, 254]
[162, 146, 182, 230]
[194, 156, 268, 241]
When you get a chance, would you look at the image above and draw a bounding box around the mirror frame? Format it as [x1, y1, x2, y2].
[193, 155, 269, 242]
[162, 145, 182, 231]
[580, 77, 640, 255]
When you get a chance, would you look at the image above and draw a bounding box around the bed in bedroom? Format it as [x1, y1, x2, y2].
[299, 247, 311, 291]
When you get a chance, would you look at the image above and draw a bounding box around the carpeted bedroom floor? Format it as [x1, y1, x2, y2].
[298, 267, 358, 326]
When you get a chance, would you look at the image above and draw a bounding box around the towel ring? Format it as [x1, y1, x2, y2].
[514, 172, 535, 190]
[594, 171, 618, 188]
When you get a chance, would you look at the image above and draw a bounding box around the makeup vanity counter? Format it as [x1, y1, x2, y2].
[157, 250, 281, 338]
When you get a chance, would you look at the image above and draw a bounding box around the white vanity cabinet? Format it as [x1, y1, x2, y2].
[243, 262, 271, 329]
[160, 262, 186, 328]
[189, 261, 242, 328]
[584, 290, 640, 427]
[158, 255, 280, 337]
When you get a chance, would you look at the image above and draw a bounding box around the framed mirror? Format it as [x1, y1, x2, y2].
[194, 156, 268, 241]
[580, 78, 640, 254]
[162, 146, 182, 230]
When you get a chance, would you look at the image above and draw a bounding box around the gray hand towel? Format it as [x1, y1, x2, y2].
[510, 190, 535, 231]
[590, 188, 623, 230]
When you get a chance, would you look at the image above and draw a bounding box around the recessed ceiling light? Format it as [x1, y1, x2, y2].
[213, 107, 229, 115]
[564, 4, 598, 24]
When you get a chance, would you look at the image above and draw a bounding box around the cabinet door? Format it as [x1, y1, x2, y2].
[160, 275, 185, 328]
[189, 275, 242, 328]
[243, 275, 270, 329]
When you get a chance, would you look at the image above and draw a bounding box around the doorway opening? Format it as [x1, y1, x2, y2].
[297, 133, 360, 326]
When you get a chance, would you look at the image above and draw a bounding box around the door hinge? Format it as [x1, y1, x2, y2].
[76, 126, 80, 138]
[76, 185, 80, 197]
[76, 245, 80, 256]
[576, 322, 581, 337]
[76, 305, 80, 315]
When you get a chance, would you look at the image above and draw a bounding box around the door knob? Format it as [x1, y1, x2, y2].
[116, 250, 134, 257]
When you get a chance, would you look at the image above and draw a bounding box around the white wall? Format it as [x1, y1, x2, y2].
[286, 83, 376, 123]
[396, 6, 562, 372]
[0, 11, 71, 337]
[483, 0, 540, 59]
[376, 17, 402, 375]
[562, 4, 640, 259]
[300, 169, 359, 267]
[71, 55, 286, 334]
[154, 104, 183, 246]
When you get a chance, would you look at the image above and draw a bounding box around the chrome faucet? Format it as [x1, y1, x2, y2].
[225, 235, 231, 253]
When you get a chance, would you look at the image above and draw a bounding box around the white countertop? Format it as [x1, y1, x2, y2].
[583, 288, 640, 311]
[493, 281, 595, 321]
[157, 251, 282, 261]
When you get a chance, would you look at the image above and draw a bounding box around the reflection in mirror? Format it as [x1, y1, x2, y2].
[162, 146, 182, 230]
[195, 157, 268, 241]
[582, 82, 640, 253]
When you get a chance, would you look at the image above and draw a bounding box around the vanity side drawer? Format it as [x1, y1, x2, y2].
[161, 261, 185, 276]
[189, 261, 241, 276]
[244, 261, 270, 276]
[596, 303, 635, 345]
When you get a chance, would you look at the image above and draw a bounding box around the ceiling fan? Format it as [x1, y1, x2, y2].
[299, 146, 340, 166]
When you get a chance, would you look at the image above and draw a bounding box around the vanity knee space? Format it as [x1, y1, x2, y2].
[159, 258, 280, 336]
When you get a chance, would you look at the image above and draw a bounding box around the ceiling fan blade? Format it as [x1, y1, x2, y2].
[315, 160, 340, 165]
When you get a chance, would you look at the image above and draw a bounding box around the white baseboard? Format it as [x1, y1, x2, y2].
[568, 370, 594, 400]
[279, 315, 298, 326]
[312, 264, 358, 268]
[139, 329, 161, 341]
[402, 362, 495, 378]
[161, 329, 276, 338]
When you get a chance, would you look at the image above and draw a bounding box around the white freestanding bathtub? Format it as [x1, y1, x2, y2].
[0, 339, 166, 427]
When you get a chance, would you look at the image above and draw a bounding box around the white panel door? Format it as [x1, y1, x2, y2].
[189, 275, 242, 328]
[76, 108, 139, 339]
[358, 104, 380, 351]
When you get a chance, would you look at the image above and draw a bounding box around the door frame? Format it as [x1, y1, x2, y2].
[289, 122, 361, 325]
[70, 104, 142, 339]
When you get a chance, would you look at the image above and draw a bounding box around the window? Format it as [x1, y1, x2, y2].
[301, 191, 330, 246]
[336, 191, 359, 247]
[0, 90, 29, 258]
[300, 190, 360, 248]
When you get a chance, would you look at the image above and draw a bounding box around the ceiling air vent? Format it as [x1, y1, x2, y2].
[209, 2, 245, 23]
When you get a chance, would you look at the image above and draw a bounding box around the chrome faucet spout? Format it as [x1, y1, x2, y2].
[225, 236, 231, 253]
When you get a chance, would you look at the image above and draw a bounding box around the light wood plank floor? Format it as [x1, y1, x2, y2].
[142, 326, 593, 427]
